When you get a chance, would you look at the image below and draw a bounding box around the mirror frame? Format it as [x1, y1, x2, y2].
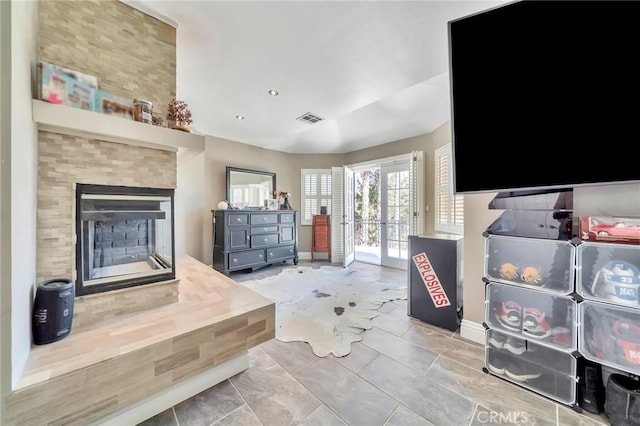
[226, 166, 276, 208]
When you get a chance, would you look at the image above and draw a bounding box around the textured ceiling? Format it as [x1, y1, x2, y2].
[123, 1, 506, 154]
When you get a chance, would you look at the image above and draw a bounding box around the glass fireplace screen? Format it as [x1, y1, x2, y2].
[75, 184, 175, 296]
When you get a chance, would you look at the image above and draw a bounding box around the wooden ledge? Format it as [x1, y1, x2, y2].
[6, 255, 275, 426]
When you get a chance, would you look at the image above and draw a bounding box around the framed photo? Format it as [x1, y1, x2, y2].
[94, 90, 134, 120]
[39, 61, 96, 110]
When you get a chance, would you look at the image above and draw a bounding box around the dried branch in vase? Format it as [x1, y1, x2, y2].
[167, 98, 193, 126]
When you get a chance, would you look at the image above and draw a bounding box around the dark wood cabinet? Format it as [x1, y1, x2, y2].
[311, 214, 331, 262]
[212, 210, 298, 274]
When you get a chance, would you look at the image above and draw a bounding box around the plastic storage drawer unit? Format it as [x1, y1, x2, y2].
[484, 235, 575, 295]
[579, 299, 640, 376]
[486, 282, 577, 352]
[576, 242, 640, 306]
[485, 329, 577, 405]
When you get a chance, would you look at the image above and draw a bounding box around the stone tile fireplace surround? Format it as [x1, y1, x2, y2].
[37, 130, 180, 325]
[37, 130, 177, 288]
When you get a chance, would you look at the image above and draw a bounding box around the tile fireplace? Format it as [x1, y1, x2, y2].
[75, 183, 175, 296]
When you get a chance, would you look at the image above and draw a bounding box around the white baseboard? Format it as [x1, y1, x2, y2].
[92, 353, 249, 426]
[460, 319, 485, 345]
[298, 252, 311, 260]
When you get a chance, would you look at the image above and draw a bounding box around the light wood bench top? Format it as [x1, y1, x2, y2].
[15, 254, 275, 390]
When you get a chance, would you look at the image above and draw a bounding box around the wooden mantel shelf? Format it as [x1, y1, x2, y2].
[32, 99, 205, 152]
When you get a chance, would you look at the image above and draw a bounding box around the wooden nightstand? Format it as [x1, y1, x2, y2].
[311, 214, 331, 262]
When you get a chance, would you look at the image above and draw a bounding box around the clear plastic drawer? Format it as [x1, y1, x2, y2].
[579, 300, 640, 376]
[485, 329, 577, 405]
[485, 282, 577, 352]
[576, 242, 640, 307]
[484, 235, 575, 295]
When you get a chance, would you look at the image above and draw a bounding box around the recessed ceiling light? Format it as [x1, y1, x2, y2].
[268, 89, 279, 96]
[235, 115, 245, 120]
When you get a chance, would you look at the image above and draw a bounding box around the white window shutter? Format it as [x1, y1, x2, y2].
[408, 150, 424, 235]
[331, 166, 344, 263]
[435, 145, 463, 234]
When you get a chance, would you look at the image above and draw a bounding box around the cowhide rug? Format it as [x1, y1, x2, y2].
[239, 265, 407, 357]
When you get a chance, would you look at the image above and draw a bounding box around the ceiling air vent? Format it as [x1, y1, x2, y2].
[296, 112, 324, 124]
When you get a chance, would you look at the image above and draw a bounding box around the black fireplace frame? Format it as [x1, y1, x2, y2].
[75, 183, 176, 296]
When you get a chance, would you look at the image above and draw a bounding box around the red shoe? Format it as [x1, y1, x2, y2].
[522, 307, 551, 339]
[495, 301, 522, 332]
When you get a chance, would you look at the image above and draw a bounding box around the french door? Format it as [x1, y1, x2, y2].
[380, 162, 410, 269]
[330, 165, 355, 267]
[333, 152, 421, 269]
[343, 166, 355, 267]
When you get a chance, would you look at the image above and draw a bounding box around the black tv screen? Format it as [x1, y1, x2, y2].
[448, 0, 640, 194]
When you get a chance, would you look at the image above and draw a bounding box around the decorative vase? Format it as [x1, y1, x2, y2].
[281, 197, 292, 210]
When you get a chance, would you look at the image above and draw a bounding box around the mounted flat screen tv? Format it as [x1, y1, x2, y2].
[448, 0, 640, 194]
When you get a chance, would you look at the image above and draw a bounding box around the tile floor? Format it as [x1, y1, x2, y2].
[138, 261, 610, 426]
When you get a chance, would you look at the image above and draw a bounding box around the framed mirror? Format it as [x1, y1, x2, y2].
[226, 166, 276, 209]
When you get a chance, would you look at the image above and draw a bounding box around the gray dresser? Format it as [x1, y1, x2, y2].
[212, 209, 298, 275]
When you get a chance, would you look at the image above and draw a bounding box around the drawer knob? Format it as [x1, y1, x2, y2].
[290, 249, 293, 253]
[264, 227, 268, 231]
[236, 217, 241, 222]
[270, 252, 273, 256]
[263, 217, 267, 221]
[259, 254, 263, 259]
[233, 258, 238, 263]
[264, 238, 268, 242]
[247, 235, 250, 240]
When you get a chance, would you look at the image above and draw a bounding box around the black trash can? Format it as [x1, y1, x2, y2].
[32, 278, 74, 345]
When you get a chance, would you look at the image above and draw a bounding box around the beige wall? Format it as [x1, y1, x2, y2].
[8, 0, 39, 395]
[0, 0, 10, 417]
[461, 193, 500, 324]
[175, 149, 206, 260]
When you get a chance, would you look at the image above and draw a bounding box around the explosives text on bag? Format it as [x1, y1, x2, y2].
[412, 252, 451, 308]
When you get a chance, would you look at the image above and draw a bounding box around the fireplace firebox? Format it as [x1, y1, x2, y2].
[75, 184, 175, 296]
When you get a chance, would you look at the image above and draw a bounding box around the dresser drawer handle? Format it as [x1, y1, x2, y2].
[236, 217, 242, 222]
[269, 252, 273, 256]
[290, 248, 293, 253]
[263, 217, 267, 221]
[233, 258, 238, 263]
[247, 235, 250, 240]
[259, 254, 263, 259]
[264, 238, 268, 243]
[264, 227, 268, 231]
